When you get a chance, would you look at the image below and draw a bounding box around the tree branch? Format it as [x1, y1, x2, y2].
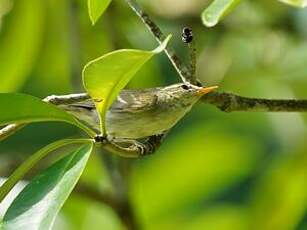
[125, 0, 193, 83]
[188, 41, 197, 81]
[43, 93, 89, 105]
[203, 92, 307, 112]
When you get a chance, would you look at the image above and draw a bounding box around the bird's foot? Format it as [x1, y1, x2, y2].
[94, 134, 108, 144]
[131, 133, 165, 156]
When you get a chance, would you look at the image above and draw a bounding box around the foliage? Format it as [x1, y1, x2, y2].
[83, 35, 171, 134]
[202, 0, 242, 27]
[0, 0, 307, 229]
[0, 0, 172, 227]
[0, 0, 43, 92]
[88, 0, 112, 25]
[0, 93, 95, 137]
[202, 0, 307, 27]
[2, 144, 93, 230]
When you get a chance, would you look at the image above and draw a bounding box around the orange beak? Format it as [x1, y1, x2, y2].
[196, 86, 218, 96]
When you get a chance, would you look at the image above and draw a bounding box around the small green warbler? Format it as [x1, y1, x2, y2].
[63, 83, 217, 139]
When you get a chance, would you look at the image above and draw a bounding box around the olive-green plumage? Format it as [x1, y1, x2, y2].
[61, 83, 217, 139]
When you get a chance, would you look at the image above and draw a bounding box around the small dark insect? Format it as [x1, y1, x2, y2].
[182, 27, 193, 43]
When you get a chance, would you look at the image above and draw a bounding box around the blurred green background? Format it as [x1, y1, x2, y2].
[1, 0, 307, 229]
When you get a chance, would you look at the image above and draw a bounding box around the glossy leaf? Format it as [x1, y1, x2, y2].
[0, 139, 93, 202]
[2, 144, 93, 230]
[88, 0, 112, 25]
[26, 0, 74, 95]
[201, 0, 242, 27]
[83, 35, 171, 134]
[0, 0, 44, 92]
[278, 0, 307, 7]
[0, 93, 96, 137]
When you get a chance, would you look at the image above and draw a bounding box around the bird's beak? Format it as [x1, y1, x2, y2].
[196, 86, 218, 96]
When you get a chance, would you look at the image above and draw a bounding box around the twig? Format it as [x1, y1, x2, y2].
[125, 0, 193, 83]
[188, 42, 197, 81]
[43, 93, 89, 105]
[203, 92, 307, 112]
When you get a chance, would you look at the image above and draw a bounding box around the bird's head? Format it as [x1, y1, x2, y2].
[159, 82, 218, 108]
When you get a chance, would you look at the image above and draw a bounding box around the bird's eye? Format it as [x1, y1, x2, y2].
[181, 84, 190, 90]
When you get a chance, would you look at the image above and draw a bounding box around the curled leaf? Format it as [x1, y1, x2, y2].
[201, 0, 242, 27]
[82, 35, 172, 134]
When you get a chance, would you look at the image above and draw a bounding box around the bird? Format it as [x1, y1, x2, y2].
[61, 82, 217, 140]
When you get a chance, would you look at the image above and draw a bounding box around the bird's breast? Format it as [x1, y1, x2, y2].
[105, 105, 190, 139]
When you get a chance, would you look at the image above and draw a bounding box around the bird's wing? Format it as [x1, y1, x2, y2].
[67, 89, 158, 113]
[110, 89, 158, 113]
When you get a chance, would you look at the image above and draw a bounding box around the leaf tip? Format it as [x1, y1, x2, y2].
[87, 0, 100, 26]
[88, 11, 98, 25]
[201, 11, 218, 27]
[90, 19, 96, 26]
[278, 0, 307, 8]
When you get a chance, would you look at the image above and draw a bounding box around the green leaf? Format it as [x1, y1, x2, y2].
[82, 35, 172, 134]
[2, 144, 93, 230]
[0, 93, 96, 137]
[25, 0, 74, 95]
[278, 0, 307, 7]
[250, 150, 307, 230]
[0, 0, 44, 92]
[0, 139, 93, 202]
[88, 0, 112, 25]
[201, 0, 242, 27]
